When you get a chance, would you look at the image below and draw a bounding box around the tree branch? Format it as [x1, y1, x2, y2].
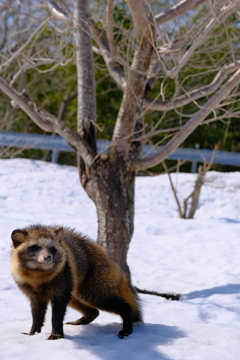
[127, 0, 152, 38]
[57, 90, 77, 121]
[0, 17, 51, 71]
[143, 62, 240, 111]
[155, 0, 207, 25]
[162, 161, 184, 218]
[106, 0, 117, 57]
[0, 76, 94, 166]
[111, 41, 153, 156]
[130, 68, 240, 171]
[164, 1, 236, 79]
[47, 0, 126, 90]
[73, 0, 96, 152]
[48, 0, 72, 25]
[129, 125, 182, 142]
[110, 0, 154, 156]
[89, 19, 126, 91]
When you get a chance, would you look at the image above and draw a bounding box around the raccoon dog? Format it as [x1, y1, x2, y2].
[10, 225, 142, 340]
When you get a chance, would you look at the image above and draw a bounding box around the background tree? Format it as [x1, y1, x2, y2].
[0, 0, 240, 277]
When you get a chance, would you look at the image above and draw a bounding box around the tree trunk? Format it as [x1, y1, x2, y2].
[186, 166, 205, 219]
[79, 154, 135, 279]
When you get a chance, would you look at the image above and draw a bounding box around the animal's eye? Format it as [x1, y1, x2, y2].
[28, 245, 41, 253]
[49, 246, 57, 255]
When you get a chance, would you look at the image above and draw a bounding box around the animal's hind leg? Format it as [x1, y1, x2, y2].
[95, 296, 133, 338]
[66, 299, 99, 325]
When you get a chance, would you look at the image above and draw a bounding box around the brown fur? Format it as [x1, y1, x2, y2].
[10, 225, 142, 340]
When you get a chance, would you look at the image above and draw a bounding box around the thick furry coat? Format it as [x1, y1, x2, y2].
[10, 225, 142, 340]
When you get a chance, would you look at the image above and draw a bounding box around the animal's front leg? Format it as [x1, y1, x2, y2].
[29, 298, 48, 335]
[48, 296, 69, 340]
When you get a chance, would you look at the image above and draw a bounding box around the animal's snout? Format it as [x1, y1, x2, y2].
[44, 255, 52, 263]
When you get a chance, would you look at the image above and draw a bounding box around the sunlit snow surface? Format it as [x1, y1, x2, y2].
[1, 159, 240, 360]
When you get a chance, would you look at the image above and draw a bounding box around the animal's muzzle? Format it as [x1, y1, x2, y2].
[44, 255, 52, 263]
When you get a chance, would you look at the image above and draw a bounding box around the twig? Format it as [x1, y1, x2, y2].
[162, 161, 184, 218]
[136, 287, 180, 301]
[130, 69, 240, 172]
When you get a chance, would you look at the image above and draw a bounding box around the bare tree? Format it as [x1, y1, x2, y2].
[163, 147, 217, 219]
[0, 0, 240, 277]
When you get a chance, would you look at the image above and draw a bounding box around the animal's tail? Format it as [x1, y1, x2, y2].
[132, 288, 143, 324]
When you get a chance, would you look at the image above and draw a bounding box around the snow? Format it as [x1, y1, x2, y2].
[1, 158, 240, 359]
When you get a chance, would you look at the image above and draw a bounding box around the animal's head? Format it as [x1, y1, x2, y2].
[11, 225, 66, 272]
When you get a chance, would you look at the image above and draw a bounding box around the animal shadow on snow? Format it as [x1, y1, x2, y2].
[182, 283, 240, 300]
[68, 322, 185, 360]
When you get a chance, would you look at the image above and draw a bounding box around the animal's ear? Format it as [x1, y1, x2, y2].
[11, 229, 28, 248]
[53, 226, 63, 241]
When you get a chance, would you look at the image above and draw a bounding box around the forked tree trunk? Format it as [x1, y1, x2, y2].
[72, 0, 151, 278]
[79, 154, 135, 279]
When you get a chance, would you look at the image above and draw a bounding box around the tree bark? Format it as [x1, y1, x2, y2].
[73, 0, 96, 152]
[79, 154, 135, 279]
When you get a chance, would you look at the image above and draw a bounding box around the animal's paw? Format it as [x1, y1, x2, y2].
[65, 317, 90, 325]
[65, 320, 81, 325]
[26, 330, 41, 336]
[47, 333, 63, 340]
[118, 329, 132, 339]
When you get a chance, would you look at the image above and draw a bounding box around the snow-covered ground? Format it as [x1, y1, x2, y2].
[1, 158, 240, 360]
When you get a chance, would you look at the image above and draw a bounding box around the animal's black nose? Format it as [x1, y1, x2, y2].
[44, 255, 52, 263]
